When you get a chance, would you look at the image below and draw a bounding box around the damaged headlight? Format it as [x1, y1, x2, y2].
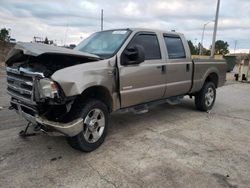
[39, 78, 59, 99]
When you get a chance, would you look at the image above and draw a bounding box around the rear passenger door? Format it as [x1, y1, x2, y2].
[163, 34, 193, 97]
[118, 32, 167, 107]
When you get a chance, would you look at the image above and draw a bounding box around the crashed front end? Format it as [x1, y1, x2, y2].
[6, 42, 99, 136]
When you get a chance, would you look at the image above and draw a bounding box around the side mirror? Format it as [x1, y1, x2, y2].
[122, 45, 145, 65]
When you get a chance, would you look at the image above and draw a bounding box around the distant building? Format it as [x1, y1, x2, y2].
[69, 44, 76, 49]
[63, 44, 76, 49]
[9, 38, 16, 44]
[229, 53, 250, 64]
[33, 36, 54, 45]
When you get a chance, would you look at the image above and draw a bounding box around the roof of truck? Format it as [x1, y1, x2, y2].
[129, 28, 183, 35]
[101, 28, 184, 36]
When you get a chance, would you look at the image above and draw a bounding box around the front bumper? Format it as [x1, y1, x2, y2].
[36, 117, 83, 137]
[11, 100, 83, 137]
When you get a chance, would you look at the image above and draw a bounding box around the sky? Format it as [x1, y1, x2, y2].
[0, 0, 250, 53]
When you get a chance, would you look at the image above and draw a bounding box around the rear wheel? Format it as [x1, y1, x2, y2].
[195, 82, 216, 111]
[67, 99, 109, 152]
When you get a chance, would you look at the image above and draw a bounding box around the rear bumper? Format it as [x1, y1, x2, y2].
[11, 99, 83, 137]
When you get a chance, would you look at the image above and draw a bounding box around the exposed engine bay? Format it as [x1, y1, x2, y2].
[6, 42, 100, 124]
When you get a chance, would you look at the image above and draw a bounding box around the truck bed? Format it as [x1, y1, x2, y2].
[190, 59, 227, 93]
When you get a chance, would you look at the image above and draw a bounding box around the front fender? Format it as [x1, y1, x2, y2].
[51, 59, 115, 97]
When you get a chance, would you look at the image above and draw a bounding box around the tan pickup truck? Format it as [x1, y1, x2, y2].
[5, 28, 226, 151]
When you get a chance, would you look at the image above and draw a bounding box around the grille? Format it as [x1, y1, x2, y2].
[6, 67, 35, 105]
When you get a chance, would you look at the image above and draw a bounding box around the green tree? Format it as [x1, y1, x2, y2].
[204, 49, 211, 56]
[44, 37, 49, 44]
[215, 40, 229, 55]
[188, 40, 197, 55]
[196, 42, 211, 56]
[0, 28, 11, 42]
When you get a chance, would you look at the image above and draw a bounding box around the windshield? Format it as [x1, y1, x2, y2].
[75, 29, 131, 59]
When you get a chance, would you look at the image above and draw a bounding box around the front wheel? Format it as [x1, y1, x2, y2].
[195, 82, 216, 111]
[67, 99, 109, 152]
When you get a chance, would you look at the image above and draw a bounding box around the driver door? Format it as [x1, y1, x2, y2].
[118, 32, 167, 108]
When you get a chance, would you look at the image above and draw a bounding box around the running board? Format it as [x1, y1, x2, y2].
[117, 95, 184, 114]
[133, 105, 149, 114]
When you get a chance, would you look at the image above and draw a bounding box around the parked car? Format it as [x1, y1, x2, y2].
[5, 28, 226, 151]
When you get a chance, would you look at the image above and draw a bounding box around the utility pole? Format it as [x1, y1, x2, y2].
[64, 23, 69, 46]
[199, 21, 213, 55]
[234, 40, 237, 54]
[210, 0, 221, 58]
[101, 9, 103, 31]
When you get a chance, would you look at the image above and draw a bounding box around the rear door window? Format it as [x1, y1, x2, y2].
[164, 35, 186, 59]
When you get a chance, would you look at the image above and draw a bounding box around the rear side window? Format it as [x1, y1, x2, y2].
[164, 36, 186, 59]
[129, 34, 161, 60]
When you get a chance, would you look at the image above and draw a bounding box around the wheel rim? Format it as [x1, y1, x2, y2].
[83, 108, 105, 143]
[205, 87, 215, 107]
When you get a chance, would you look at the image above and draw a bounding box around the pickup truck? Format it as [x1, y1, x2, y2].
[5, 28, 226, 152]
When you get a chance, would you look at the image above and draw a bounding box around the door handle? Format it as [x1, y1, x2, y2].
[156, 65, 166, 73]
[186, 64, 190, 72]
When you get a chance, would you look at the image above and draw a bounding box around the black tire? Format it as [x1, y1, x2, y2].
[195, 82, 216, 111]
[67, 99, 109, 152]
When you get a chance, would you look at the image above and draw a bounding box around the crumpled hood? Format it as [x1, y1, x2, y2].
[6, 42, 100, 64]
